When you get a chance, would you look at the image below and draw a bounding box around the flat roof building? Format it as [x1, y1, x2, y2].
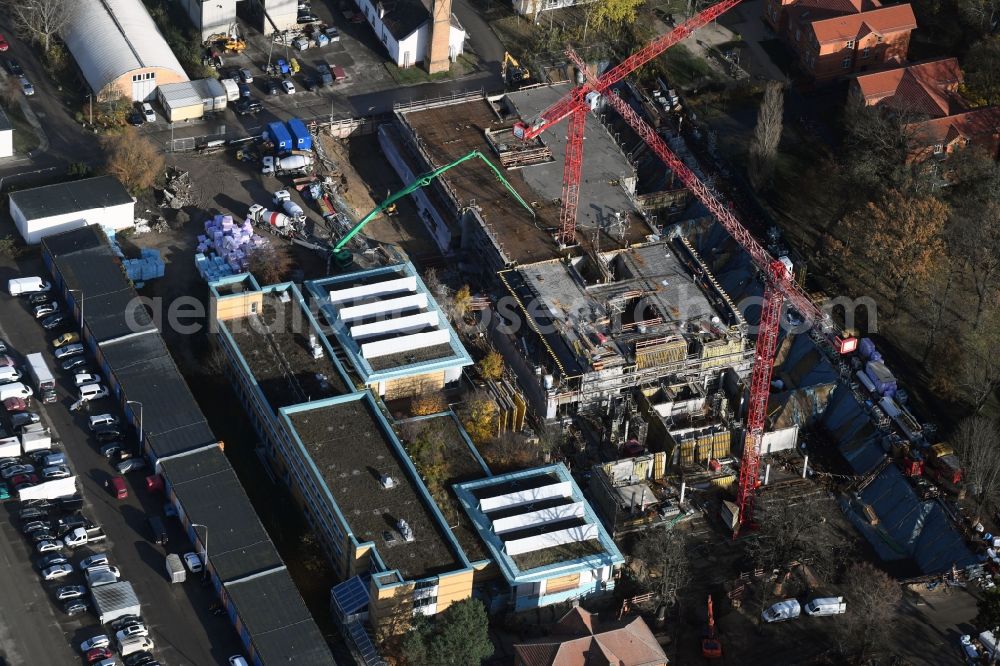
[10, 176, 135, 245]
[454, 464, 624, 611]
[305, 262, 472, 400]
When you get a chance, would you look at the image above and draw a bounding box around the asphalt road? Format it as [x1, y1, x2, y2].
[0, 252, 243, 666]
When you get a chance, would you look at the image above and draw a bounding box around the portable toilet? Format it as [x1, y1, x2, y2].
[287, 118, 312, 151]
[266, 121, 294, 151]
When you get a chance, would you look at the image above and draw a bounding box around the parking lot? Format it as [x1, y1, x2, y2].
[0, 252, 243, 665]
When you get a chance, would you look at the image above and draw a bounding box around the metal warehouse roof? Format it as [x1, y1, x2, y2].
[61, 0, 188, 94]
[225, 570, 337, 666]
[13, 176, 133, 222]
[158, 81, 202, 108]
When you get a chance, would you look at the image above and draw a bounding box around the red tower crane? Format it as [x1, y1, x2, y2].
[505, 1, 858, 532]
[513, 0, 744, 245]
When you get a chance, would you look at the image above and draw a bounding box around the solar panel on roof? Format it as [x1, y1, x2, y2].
[348, 621, 385, 666]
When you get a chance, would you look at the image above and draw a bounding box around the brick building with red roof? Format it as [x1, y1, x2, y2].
[513, 607, 668, 666]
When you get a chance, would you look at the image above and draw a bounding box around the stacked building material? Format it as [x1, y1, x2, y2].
[194, 214, 269, 282]
[123, 249, 166, 283]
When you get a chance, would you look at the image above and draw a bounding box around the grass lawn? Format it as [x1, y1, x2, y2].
[6, 104, 40, 155]
[384, 53, 483, 85]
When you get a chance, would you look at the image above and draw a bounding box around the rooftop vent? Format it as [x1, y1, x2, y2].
[380, 474, 397, 489]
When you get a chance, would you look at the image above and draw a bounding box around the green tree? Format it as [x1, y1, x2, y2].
[965, 36, 1000, 106]
[100, 127, 165, 195]
[587, 0, 646, 36]
[401, 599, 493, 666]
[459, 390, 498, 444]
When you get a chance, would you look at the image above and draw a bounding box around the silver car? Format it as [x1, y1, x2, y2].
[54, 343, 84, 359]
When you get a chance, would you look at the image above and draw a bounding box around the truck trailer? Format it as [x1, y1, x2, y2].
[26, 353, 56, 403]
[165, 554, 186, 583]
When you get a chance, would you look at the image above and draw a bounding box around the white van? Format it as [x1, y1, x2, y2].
[0, 382, 33, 401]
[804, 596, 846, 616]
[0, 366, 22, 384]
[78, 384, 109, 402]
[762, 599, 801, 623]
[118, 635, 154, 656]
[8, 277, 51, 296]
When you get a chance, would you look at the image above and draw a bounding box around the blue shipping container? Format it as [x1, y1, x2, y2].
[266, 121, 293, 151]
[287, 118, 312, 151]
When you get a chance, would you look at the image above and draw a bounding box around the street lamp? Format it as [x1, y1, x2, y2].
[126, 400, 143, 446]
[191, 522, 208, 580]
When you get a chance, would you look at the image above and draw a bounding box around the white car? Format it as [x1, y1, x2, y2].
[281, 79, 295, 94]
[229, 657, 249, 666]
[142, 102, 155, 122]
[762, 599, 801, 623]
[89, 414, 118, 430]
[19, 76, 34, 96]
[63, 527, 88, 548]
[115, 623, 148, 641]
[79, 635, 110, 652]
[42, 563, 73, 580]
[183, 552, 203, 573]
[78, 553, 109, 571]
[78, 383, 109, 401]
[74, 372, 99, 387]
[41, 465, 71, 480]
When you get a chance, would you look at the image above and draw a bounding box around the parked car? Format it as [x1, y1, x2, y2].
[128, 108, 144, 126]
[266, 79, 279, 95]
[29, 292, 50, 305]
[74, 372, 100, 387]
[33, 302, 58, 318]
[29, 529, 56, 543]
[100, 443, 123, 459]
[0, 458, 18, 470]
[78, 384, 109, 401]
[183, 552, 203, 573]
[94, 426, 122, 442]
[237, 82, 251, 98]
[281, 79, 295, 94]
[229, 657, 249, 666]
[233, 99, 263, 115]
[57, 495, 84, 511]
[11, 412, 40, 431]
[111, 615, 142, 632]
[89, 414, 118, 430]
[35, 539, 62, 554]
[63, 528, 89, 548]
[86, 647, 113, 664]
[19, 77, 34, 96]
[117, 459, 146, 474]
[141, 102, 155, 122]
[60, 356, 88, 371]
[37, 553, 68, 569]
[41, 465, 71, 480]
[6, 58, 22, 76]
[0, 482, 9, 501]
[239, 67, 253, 83]
[11, 473, 38, 486]
[42, 563, 74, 580]
[56, 584, 86, 600]
[3, 397, 27, 412]
[124, 651, 154, 666]
[3, 464, 34, 479]
[0, 35, 8, 51]
[116, 624, 149, 641]
[80, 636, 110, 653]
[79, 553, 110, 571]
[53, 332, 80, 348]
[64, 598, 89, 616]
[19, 506, 47, 522]
[42, 313, 67, 330]
[54, 343, 84, 359]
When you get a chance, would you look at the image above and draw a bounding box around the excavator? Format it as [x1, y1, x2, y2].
[330, 149, 533, 270]
[702, 595, 723, 659]
[502, 51, 530, 87]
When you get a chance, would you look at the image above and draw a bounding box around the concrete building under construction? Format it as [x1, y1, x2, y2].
[378, 87, 753, 420]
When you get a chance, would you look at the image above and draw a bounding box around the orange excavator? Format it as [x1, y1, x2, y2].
[701, 595, 723, 659]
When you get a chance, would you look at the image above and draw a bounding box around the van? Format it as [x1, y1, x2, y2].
[147, 516, 168, 545]
[0, 367, 21, 384]
[118, 635, 154, 656]
[803, 597, 847, 616]
[762, 599, 801, 623]
[0, 383, 33, 401]
[107, 477, 127, 500]
[78, 384, 108, 402]
[8, 277, 51, 296]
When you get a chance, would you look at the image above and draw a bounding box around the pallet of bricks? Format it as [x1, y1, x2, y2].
[194, 214, 269, 281]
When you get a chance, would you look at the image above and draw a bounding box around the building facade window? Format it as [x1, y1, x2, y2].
[846, 39, 855, 48]
[861, 47, 870, 58]
[841, 56, 852, 69]
[795, 28, 801, 41]
[933, 144, 944, 155]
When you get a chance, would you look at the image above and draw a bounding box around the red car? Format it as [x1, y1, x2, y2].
[0, 35, 8, 52]
[10, 473, 38, 486]
[86, 647, 112, 663]
[3, 397, 28, 412]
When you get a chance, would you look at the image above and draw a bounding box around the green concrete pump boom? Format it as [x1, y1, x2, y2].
[332, 149, 534, 258]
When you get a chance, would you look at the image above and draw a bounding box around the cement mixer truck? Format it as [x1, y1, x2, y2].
[248, 204, 297, 237]
[261, 154, 313, 177]
[273, 190, 305, 223]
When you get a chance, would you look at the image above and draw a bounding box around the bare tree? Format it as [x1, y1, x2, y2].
[837, 562, 901, 660]
[4, 0, 76, 53]
[956, 313, 1000, 414]
[634, 526, 689, 607]
[953, 417, 1000, 518]
[746, 496, 832, 579]
[949, 200, 1000, 328]
[100, 127, 165, 194]
[747, 81, 784, 191]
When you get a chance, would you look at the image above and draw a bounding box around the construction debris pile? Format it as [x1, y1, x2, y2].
[195, 214, 269, 282]
[159, 168, 194, 210]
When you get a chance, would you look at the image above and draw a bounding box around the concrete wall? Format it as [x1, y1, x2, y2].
[178, 0, 237, 39]
[212, 291, 264, 322]
[12, 201, 135, 245]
